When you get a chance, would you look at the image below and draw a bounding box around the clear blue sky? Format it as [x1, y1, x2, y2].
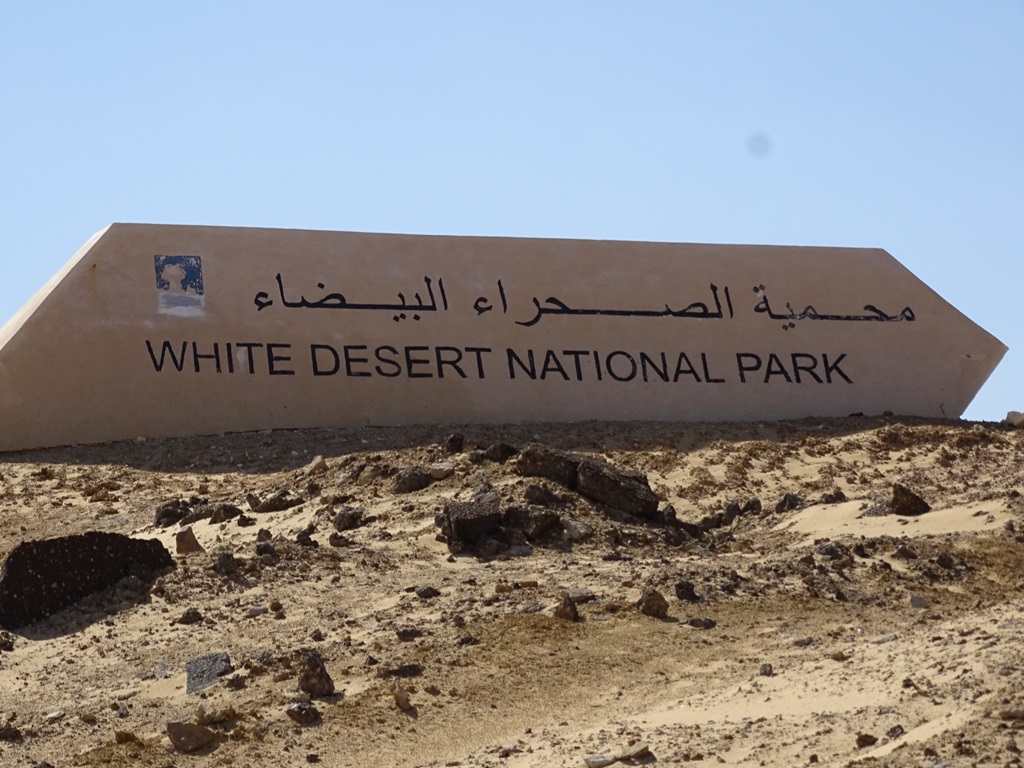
[2, 2, 1021, 421]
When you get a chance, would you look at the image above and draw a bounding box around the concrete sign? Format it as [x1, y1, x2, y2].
[0, 224, 1007, 450]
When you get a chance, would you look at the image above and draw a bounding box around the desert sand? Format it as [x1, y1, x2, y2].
[0, 416, 1023, 767]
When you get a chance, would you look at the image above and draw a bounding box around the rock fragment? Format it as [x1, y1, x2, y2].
[332, 506, 364, 532]
[253, 490, 304, 513]
[429, 462, 455, 480]
[186, 652, 234, 694]
[890, 483, 931, 517]
[393, 469, 432, 494]
[154, 499, 190, 527]
[636, 587, 669, 619]
[392, 681, 414, 712]
[855, 733, 878, 748]
[553, 596, 579, 621]
[297, 650, 335, 697]
[176, 607, 203, 625]
[175, 527, 205, 555]
[483, 443, 518, 463]
[576, 460, 659, 520]
[166, 721, 217, 753]
[286, 702, 321, 725]
[775, 493, 805, 513]
[305, 455, 328, 477]
[674, 580, 702, 603]
[435, 498, 503, 553]
[0, 532, 172, 629]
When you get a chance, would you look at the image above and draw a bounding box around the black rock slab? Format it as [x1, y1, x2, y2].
[515, 445, 581, 488]
[0, 532, 173, 629]
[575, 458, 660, 520]
[186, 652, 234, 694]
[435, 499, 504, 552]
[517, 444, 660, 520]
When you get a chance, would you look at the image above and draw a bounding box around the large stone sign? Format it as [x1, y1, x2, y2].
[0, 224, 1007, 451]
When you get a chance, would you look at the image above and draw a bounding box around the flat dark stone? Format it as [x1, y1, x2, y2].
[186, 652, 234, 694]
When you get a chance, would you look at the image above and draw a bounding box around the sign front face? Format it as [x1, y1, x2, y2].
[0, 224, 1007, 450]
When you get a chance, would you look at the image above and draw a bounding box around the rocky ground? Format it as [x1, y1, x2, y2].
[0, 416, 1023, 767]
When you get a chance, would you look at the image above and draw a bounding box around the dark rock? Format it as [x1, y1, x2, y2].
[855, 733, 878, 748]
[396, 626, 424, 642]
[636, 587, 669, 619]
[515, 445, 581, 488]
[886, 724, 905, 739]
[435, 498, 504, 553]
[328, 533, 350, 547]
[296, 523, 318, 547]
[892, 544, 918, 560]
[211, 552, 240, 576]
[0, 722, 22, 741]
[457, 635, 479, 646]
[186, 652, 234, 694]
[935, 551, 957, 570]
[775, 493, 805, 513]
[333, 506, 364, 532]
[444, 433, 465, 453]
[759, 663, 774, 677]
[0, 532, 172, 629]
[166, 721, 217, 752]
[722, 502, 742, 526]
[0, 630, 14, 652]
[297, 650, 334, 697]
[207, 503, 244, 524]
[504, 505, 561, 541]
[154, 499, 190, 527]
[821, 489, 848, 504]
[816, 541, 844, 560]
[674, 580, 702, 603]
[483, 443, 519, 463]
[524, 483, 561, 507]
[255, 490, 304, 513]
[517, 445, 658, 519]
[393, 469, 432, 494]
[255, 541, 277, 558]
[286, 702, 322, 725]
[686, 617, 717, 630]
[176, 607, 203, 625]
[742, 498, 763, 514]
[576, 459, 660, 520]
[415, 585, 441, 599]
[890, 484, 930, 517]
[236, 514, 256, 527]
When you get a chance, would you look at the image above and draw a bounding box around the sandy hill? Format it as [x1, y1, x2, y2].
[0, 416, 1022, 767]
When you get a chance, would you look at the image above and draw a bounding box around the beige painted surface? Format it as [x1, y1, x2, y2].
[0, 224, 1007, 450]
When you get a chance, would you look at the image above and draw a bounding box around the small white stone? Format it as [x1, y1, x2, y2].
[429, 462, 455, 480]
